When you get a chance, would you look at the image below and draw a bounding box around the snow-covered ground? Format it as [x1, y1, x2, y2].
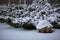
[0, 23, 60, 40]
[0, 0, 60, 40]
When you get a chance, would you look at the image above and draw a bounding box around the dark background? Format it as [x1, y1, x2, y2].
[0, 0, 33, 5]
[0, 0, 60, 7]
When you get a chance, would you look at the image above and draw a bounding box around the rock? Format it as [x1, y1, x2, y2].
[38, 26, 52, 33]
[36, 20, 53, 33]
[36, 20, 53, 29]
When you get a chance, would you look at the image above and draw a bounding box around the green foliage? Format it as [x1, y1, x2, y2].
[53, 24, 60, 29]
[22, 22, 36, 30]
[6, 18, 12, 25]
[5, 18, 21, 28]
[51, 21, 58, 28]
[12, 23, 21, 28]
[51, 17, 60, 29]
[6, 18, 21, 28]
[0, 18, 6, 23]
[28, 7, 36, 12]
[0, 13, 2, 15]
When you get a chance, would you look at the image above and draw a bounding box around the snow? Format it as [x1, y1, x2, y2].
[0, 23, 60, 40]
[12, 18, 19, 23]
[47, 16, 58, 22]
[0, 0, 60, 40]
[36, 20, 53, 29]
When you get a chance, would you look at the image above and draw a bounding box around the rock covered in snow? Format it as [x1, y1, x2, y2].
[36, 20, 53, 29]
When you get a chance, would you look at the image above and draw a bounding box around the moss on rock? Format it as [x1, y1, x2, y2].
[38, 26, 53, 33]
